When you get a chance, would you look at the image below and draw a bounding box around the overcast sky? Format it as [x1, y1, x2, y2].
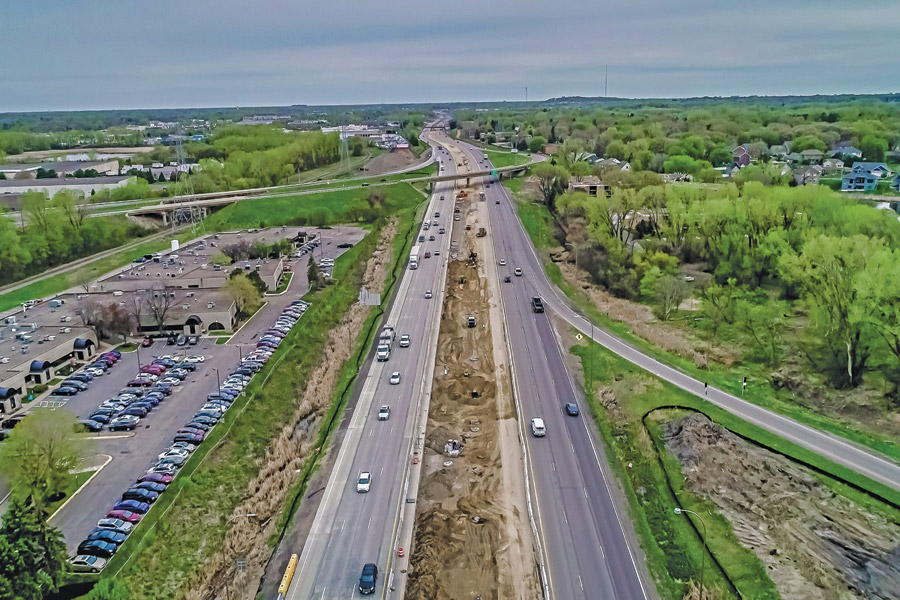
[1, 0, 898, 112]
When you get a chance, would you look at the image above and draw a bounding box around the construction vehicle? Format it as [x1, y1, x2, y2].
[476, 227, 486, 238]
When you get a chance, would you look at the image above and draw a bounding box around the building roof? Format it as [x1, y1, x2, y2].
[0, 175, 132, 189]
[851, 162, 890, 173]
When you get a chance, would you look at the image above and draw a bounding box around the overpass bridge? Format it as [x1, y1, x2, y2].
[125, 161, 532, 222]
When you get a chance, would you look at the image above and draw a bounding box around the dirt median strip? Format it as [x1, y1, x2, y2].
[406, 187, 540, 600]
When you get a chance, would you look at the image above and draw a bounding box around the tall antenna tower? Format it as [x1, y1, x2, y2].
[174, 123, 204, 236]
[605, 65, 608, 98]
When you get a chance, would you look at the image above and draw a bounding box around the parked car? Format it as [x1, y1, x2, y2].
[69, 554, 107, 573]
[52, 386, 79, 396]
[76, 540, 117, 559]
[109, 415, 141, 431]
[188, 335, 199, 345]
[86, 528, 127, 545]
[128, 378, 154, 387]
[166, 336, 176, 345]
[175, 335, 188, 346]
[97, 518, 134, 534]
[196, 410, 223, 421]
[151, 385, 173, 396]
[112, 499, 150, 514]
[137, 472, 174, 485]
[141, 337, 154, 347]
[76, 419, 105, 432]
[69, 372, 94, 382]
[158, 377, 181, 387]
[185, 355, 206, 363]
[175, 361, 197, 372]
[174, 432, 204, 444]
[105, 509, 142, 523]
[121, 406, 148, 418]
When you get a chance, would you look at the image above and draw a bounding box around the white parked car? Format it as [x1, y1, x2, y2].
[185, 355, 206, 363]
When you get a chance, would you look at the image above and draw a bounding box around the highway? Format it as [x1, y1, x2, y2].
[285, 135, 456, 599]
[439, 134, 652, 600]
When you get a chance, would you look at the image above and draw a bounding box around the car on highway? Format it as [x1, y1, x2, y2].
[565, 403, 580, 416]
[106, 509, 143, 523]
[52, 386, 79, 396]
[77, 540, 117, 559]
[112, 499, 150, 514]
[424, 290, 433, 299]
[429, 235, 435, 241]
[109, 415, 141, 431]
[376, 345, 390, 362]
[424, 251, 431, 259]
[504, 275, 511, 283]
[69, 554, 107, 573]
[531, 417, 546, 437]
[359, 563, 378, 595]
[97, 518, 134, 534]
[389, 372, 401, 385]
[378, 405, 391, 421]
[399, 334, 410, 348]
[356, 471, 372, 493]
[86, 528, 127, 545]
[499, 258, 507, 266]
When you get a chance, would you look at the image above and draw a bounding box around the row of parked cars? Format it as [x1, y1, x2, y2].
[69, 299, 312, 571]
[51, 349, 124, 397]
[80, 354, 206, 433]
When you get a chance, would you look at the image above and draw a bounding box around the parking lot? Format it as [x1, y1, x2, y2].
[44, 225, 367, 554]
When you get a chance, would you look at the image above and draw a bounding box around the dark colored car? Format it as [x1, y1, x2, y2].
[122, 487, 159, 503]
[216, 388, 238, 398]
[141, 337, 154, 347]
[188, 335, 199, 345]
[504, 275, 511, 283]
[128, 379, 154, 388]
[184, 421, 212, 431]
[564, 403, 580, 416]
[174, 432, 204, 444]
[76, 419, 104, 432]
[196, 410, 222, 421]
[154, 358, 176, 368]
[136, 481, 167, 493]
[141, 396, 160, 407]
[359, 563, 378, 594]
[151, 385, 173, 396]
[122, 406, 149, 418]
[166, 336, 176, 345]
[176, 335, 187, 346]
[121, 387, 144, 397]
[233, 367, 253, 377]
[62, 380, 89, 391]
[88, 413, 113, 424]
[77, 539, 117, 558]
[52, 386, 79, 396]
[112, 500, 150, 514]
[137, 472, 174, 484]
[175, 361, 197, 372]
[106, 509, 143, 523]
[68, 373, 93, 383]
[191, 415, 220, 425]
[145, 392, 165, 403]
[106, 350, 122, 358]
[164, 370, 186, 380]
[131, 402, 154, 412]
[86, 528, 127, 545]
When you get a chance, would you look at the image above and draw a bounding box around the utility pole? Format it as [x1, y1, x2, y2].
[605, 64, 608, 98]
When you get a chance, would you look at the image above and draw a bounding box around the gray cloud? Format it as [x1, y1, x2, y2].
[1, 0, 898, 111]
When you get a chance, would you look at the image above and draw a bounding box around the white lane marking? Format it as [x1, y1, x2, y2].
[380, 466, 384, 477]
[367, 517, 372, 530]
[579, 575, 584, 592]
[584, 487, 588, 499]
[320, 587, 327, 600]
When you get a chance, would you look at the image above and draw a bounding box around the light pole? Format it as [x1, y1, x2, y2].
[578, 315, 594, 390]
[674, 507, 707, 600]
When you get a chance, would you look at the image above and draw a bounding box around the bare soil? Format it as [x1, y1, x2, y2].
[365, 148, 423, 176]
[406, 189, 539, 600]
[662, 412, 900, 600]
[181, 220, 397, 600]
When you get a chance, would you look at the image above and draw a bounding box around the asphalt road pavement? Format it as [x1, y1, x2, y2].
[286, 139, 456, 599]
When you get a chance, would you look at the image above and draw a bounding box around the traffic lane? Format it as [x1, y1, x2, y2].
[55, 343, 232, 551]
[503, 269, 614, 599]
[292, 182, 452, 596]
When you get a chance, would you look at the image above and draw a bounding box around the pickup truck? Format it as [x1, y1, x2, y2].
[531, 296, 545, 313]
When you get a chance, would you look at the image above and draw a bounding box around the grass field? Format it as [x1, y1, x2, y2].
[204, 182, 423, 230]
[504, 179, 900, 472]
[484, 149, 531, 168]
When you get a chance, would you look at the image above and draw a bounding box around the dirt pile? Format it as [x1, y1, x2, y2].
[183, 221, 397, 600]
[663, 412, 900, 600]
[365, 147, 427, 176]
[406, 193, 539, 599]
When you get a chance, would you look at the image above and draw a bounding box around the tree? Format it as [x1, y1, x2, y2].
[528, 135, 547, 154]
[569, 160, 593, 182]
[104, 302, 134, 342]
[736, 298, 783, 366]
[653, 275, 688, 321]
[126, 292, 146, 335]
[224, 272, 262, 316]
[532, 162, 569, 213]
[699, 279, 740, 335]
[859, 135, 888, 162]
[77, 297, 105, 337]
[85, 578, 131, 600]
[856, 246, 900, 400]
[559, 138, 587, 166]
[210, 252, 232, 267]
[0, 409, 87, 515]
[146, 285, 175, 334]
[663, 155, 701, 176]
[779, 234, 879, 387]
[0, 497, 68, 598]
[308, 259, 325, 291]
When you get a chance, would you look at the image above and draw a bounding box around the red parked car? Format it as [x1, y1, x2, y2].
[137, 472, 174, 484]
[106, 509, 143, 523]
[140, 364, 166, 375]
[141, 337, 154, 347]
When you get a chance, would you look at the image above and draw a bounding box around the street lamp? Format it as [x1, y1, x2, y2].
[674, 507, 707, 600]
[578, 315, 594, 388]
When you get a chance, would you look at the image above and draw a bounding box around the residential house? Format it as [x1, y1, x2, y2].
[568, 175, 607, 197]
[821, 158, 844, 173]
[582, 153, 600, 164]
[785, 152, 802, 165]
[851, 162, 893, 178]
[831, 145, 863, 159]
[596, 157, 630, 171]
[800, 149, 824, 164]
[794, 165, 823, 186]
[732, 145, 752, 167]
[842, 171, 878, 192]
[891, 173, 900, 192]
[769, 144, 789, 160]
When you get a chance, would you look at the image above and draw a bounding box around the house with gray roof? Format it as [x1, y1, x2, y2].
[800, 149, 824, 164]
[851, 162, 893, 178]
[831, 146, 863, 159]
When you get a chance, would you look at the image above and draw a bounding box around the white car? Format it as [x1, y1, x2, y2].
[135, 373, 158, 381]
[185, 355, 206, 363]
[425, 290, 433, 299]
[389, 372, 401, 385]
[159, 376, 181, 386]
[378, 405, 391, 420]
[357, 471, 372, 493]
[69, 555, 107, 573]
[514, 268, 523, 277]
[499, 259, 507, 266]
[158, 448, 191, 461]
[85, 367, 105, 377]
[170, 441, 197, 453]
[531, 417, 546, 437]
[399, 334, 410, 348]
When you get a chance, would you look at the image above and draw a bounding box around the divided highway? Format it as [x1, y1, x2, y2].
[285, 143, 455, 599]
